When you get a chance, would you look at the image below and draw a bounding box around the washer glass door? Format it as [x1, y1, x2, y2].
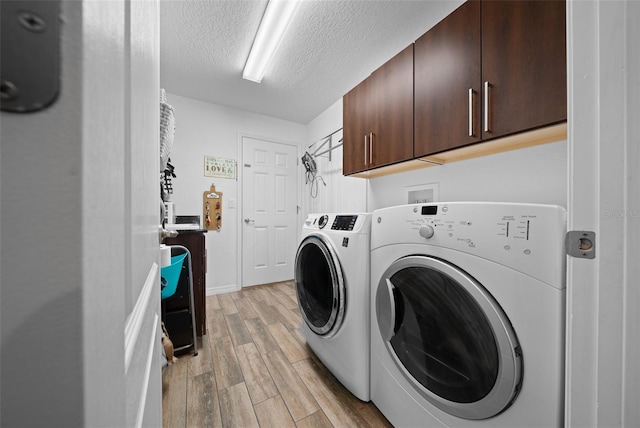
[295, 235, 345, 336]
[376, 255, 522, 420]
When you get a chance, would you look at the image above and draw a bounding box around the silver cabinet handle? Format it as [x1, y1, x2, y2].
[484, 81, 490, 133]
[468, 88, 474, 137]
[364, 134, 368, 166]
[369, 132, 373, 165]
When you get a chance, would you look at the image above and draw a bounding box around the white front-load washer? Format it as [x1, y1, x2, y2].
[370, 202, 566, 427]
[295, 213, 371, 401]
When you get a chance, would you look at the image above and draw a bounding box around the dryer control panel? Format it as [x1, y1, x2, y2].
[413, 204, 539, 243]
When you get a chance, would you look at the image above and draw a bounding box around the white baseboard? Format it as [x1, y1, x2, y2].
[206, 283, 239, 296]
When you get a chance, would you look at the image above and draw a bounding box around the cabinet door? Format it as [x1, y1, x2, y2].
[343, 45, 414, 175]
[343, 78, 372, 175]
[371, 44, 415, 167]
[482, 0, 566, 139]
[369, 44, 413, 167]
[414, 1, 481, 157]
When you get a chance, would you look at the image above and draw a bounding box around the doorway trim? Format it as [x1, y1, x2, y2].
[565, 1, 640, 426]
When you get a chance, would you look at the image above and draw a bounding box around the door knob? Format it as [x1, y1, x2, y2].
[158, 225, 178, 243]
[244, 217, 255, 224]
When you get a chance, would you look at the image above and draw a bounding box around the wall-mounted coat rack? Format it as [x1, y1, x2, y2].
[202, 184, 223, 230]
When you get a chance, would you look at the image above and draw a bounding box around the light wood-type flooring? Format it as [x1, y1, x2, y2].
[162, 280, 392, 427]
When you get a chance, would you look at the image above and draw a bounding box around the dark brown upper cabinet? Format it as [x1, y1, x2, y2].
[343, 75, 373, 175]
[414, 0, 566, 158]
[414, 0, 482, 156]
[343, 45, 414, 175]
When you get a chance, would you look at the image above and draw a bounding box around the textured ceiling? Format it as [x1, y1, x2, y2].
[160, 0, 463, 124]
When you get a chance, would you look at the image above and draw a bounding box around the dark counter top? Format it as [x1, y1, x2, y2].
[173, 228, 207, 234]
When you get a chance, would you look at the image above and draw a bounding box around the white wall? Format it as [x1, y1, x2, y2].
[302, 100, 368, 217]
[164, 93, 306, 294]
[368, 140, 567, 210]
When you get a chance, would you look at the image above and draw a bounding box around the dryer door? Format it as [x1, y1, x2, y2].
[295, 235, 345, 337]
[375, 255, 522, 420]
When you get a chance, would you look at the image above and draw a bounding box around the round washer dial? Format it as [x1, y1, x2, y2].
[318, 215, 329, 229]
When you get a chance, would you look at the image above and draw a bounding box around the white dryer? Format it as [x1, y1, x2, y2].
[295, 213, 371, 401]
[370, 202, 566, 427]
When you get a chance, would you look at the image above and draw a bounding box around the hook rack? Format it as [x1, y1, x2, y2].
[202, 184, 223, 230]
[309, 128, 343, 161]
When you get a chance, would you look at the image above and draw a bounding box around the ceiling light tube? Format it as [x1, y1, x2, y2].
[243, 0, 300, 83]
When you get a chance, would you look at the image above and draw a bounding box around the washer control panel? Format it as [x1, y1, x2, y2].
[331, 215, 358, 231]
[303, 213, 371, 234]
[418, 224, 435, 239]
[372, 202, 567, 287]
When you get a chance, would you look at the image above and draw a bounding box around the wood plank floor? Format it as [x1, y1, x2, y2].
[162, 280, 392, 428]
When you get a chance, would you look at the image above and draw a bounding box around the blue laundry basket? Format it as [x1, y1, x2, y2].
[160, 245, 198, 356]
[161, 252, 188, 300]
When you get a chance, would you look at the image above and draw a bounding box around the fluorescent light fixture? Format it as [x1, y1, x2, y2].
[243, 0, 300, 83]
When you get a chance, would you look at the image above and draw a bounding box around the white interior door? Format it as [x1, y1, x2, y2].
[0, 0, 161, 426]
[242, 136, 299, 287]
[124, 0, 162, 427]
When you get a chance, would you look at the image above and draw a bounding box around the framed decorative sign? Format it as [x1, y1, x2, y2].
[204, 156, 236, 179]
